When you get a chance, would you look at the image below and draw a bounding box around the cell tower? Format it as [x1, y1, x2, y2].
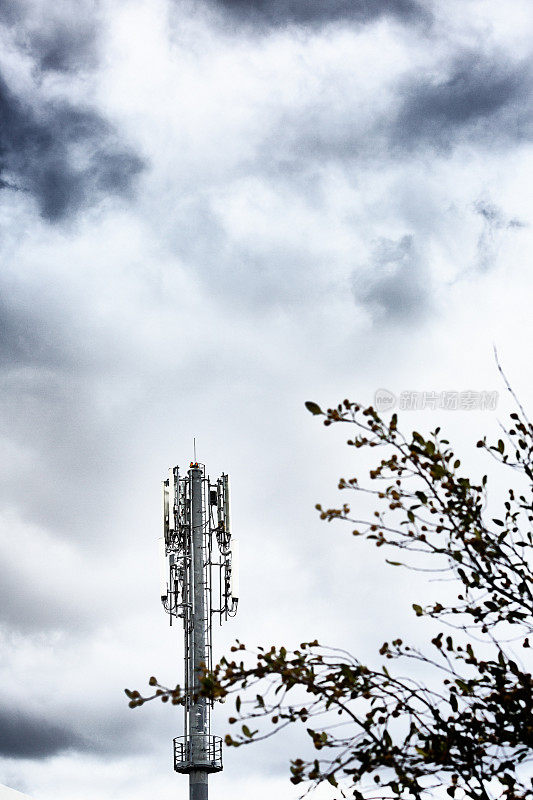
[160, 461, 239, 800]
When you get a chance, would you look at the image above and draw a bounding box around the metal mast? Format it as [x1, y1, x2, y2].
[161, 461, 238, 800]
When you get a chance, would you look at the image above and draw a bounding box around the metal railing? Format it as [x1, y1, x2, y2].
[173, 734, 223, 773]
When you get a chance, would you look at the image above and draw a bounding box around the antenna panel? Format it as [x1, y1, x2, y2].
[168, 468, 176, 531]
[158, 537, 168, 600]
[162, 479, 170, 544]
[223, 475, 231, 541]
[215, 474, 231, 553]
[177, 474, 188, 530]
[230, 540, 239, 601]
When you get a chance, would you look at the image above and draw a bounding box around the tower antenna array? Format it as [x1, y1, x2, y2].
[161, 461, 239, 800]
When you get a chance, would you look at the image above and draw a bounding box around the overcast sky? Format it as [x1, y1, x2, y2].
[0, 1, 532, 798]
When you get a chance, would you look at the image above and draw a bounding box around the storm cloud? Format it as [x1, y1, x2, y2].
[0, 75, 144, 221]
[0, 709, 87, 759]
[392, 51, 533, 152]
[24, 21, 98, 74]
[0, 0, 99, 73]
[207, 0, 428, 27]
[249, 47, 533, 186]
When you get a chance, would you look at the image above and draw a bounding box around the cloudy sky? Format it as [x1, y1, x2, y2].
[0, 0, 532, 798]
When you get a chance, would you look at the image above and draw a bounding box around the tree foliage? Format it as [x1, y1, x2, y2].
[128, 393, 533, 800]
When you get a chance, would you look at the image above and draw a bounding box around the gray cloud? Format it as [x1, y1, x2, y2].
[0, 293, 68, 370]
[0, 555, 91, 635]
[0, 368, 135, 541]
[0, 708, 87, 759]
[0, 74, 144, 221]
[353, 235, 431, 323]
[259, 50, 532, 177]
[474, 199, 526, 230]
[392, 52, 533, 153]
[0, 0, 22, 25]
[474, 199, 528, 272]
[0, 274, 136, 539]
[207, 0, 428, 27]
[164, 196, 322, 309]
[25, 21, 98, 74]
[0, 703, 150, 760]
[0, 0, 99, 73]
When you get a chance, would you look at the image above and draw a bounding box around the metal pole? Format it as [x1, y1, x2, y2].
[162, 464, 234, 787]
[190, 466, 208, 800]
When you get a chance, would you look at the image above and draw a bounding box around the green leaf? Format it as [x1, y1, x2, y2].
[412, 604, 423, 617]
[305, 401, 323, 416]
